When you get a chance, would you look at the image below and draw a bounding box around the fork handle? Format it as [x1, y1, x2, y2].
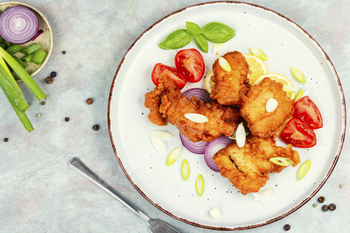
[68, 157, 150, 223]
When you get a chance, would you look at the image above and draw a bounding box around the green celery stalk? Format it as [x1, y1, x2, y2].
[22, 43, 40, 54]
[0, 57, 23, 95]
[6, 44, 21, 55]
[0, 57, 32, 131]
[31, 49, 47, 65]
[0, 90, 34, 132]
[0, 47, 46, 101]
[22, 53, 34, 63]
[0, 64, 29, 111]
[13, 56, 27, 69]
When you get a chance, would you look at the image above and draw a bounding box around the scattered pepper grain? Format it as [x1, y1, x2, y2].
[340, 184, 344, 188]
[41, 101, 46, 105]
[45, 96, 50, 100]
[328, 204, 336, 211]
[318, 196, 325, 203]
[4, 138, 8, 142]
[313, 203, 318, 207]
[62, 51, 66, 54]
[37, 113, 41, 117]
[92, 124, 99, 131]
[86, 98, 93, 105]
[50, 71, 57, 77]
[322, 205, 329, 212]
[284, 224, 291, 231]
[65, 117, 70, 122]
[45, 76, 53, 84]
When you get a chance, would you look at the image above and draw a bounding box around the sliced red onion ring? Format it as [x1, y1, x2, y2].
[0, 6, 39, 44]
[182, 88, 212, 103]
[31, 29, 44, 41]
[179, 133, 208, 154]
[204, 136, 233, 172]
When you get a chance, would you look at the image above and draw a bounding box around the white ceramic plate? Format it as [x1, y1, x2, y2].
[108, 2, 345, 230]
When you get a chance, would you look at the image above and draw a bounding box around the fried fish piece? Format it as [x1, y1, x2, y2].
[213, 136, 300, 195]
[144, 75, 242, 142]
[210, 51, 250, 106]
[240, 77, 294, 139]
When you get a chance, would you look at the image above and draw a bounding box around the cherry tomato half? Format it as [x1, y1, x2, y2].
[174, 48, 205, 83]
[293, 96, 323, 129]
[151, 63, 187, 90]
[281, 118, 316, 148]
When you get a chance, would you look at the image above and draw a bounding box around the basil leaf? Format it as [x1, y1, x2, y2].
[201, 22, 235, 43]
[186, 21, 201, 36]
[158, 29, 193, 50]
[194, 34, 208, 53]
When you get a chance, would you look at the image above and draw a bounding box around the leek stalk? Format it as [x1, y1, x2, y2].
[0, 46, 46, 101]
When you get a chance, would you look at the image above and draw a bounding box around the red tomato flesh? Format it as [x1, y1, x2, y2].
[151, 63, 187, 90]
[293, 96, 323, 129]
[281, 118, 317, 148]
[174, 48, 205, 83]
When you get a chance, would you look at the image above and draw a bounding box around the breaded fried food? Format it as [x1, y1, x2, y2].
[210, 51, 250, 106]
[144, 76, 242, 142]
[213, 136, 300, 195]
[240, 77, 294, 139]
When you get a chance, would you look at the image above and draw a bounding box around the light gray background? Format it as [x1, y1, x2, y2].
[0, 0, 349, 232]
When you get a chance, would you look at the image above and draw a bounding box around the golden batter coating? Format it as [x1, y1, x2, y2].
[213, 136, 300, 195]
[144, 76, 242, 142]
[240, 77, 294, 139]
[210, 51, 250, 106]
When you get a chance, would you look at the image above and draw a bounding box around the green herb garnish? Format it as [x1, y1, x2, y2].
[158, 21, 235, 53]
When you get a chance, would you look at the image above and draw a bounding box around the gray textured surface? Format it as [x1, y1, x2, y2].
[0, 0, 349, 232]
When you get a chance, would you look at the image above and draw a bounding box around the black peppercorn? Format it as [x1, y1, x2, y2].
[86, 98, 93, 105]
[284, 224, 291, 231]
[45, 76, 53, 84]
[92, 124, 99, 131]
[65, 117, 70, 122]
[328, 203, 336, 211]
[318, 196, 325, 203]
[4, 138, 8, 142]
[62, 51, 66, 54]
[41, 101, 46, 105]
[322, 205, 329, 211]
[50, 71, 57, 77]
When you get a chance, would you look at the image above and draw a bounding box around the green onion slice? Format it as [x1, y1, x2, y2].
[298, 159, 311, 181]
[289, 66, 306, 83]
[269, 157, 294, 166]
[166, 146, 181, 166]
[196, 174, 204, 197]
[181, 159, 190, 181]
[250, 47, 268, 61]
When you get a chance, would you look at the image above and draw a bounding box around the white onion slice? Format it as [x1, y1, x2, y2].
[266, 98, 278, 112]
[150, 134, 167, 153]
[184, 113, 208, 123]
[212, 43, 224, 54]
[235, 124, 246, 148]
[151, 130, 174, 141]
[252, 189, 273, 204]
[209, 207, 222, 219]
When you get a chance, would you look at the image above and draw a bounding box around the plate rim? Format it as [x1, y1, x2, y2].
[107, 1, 347, 230]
